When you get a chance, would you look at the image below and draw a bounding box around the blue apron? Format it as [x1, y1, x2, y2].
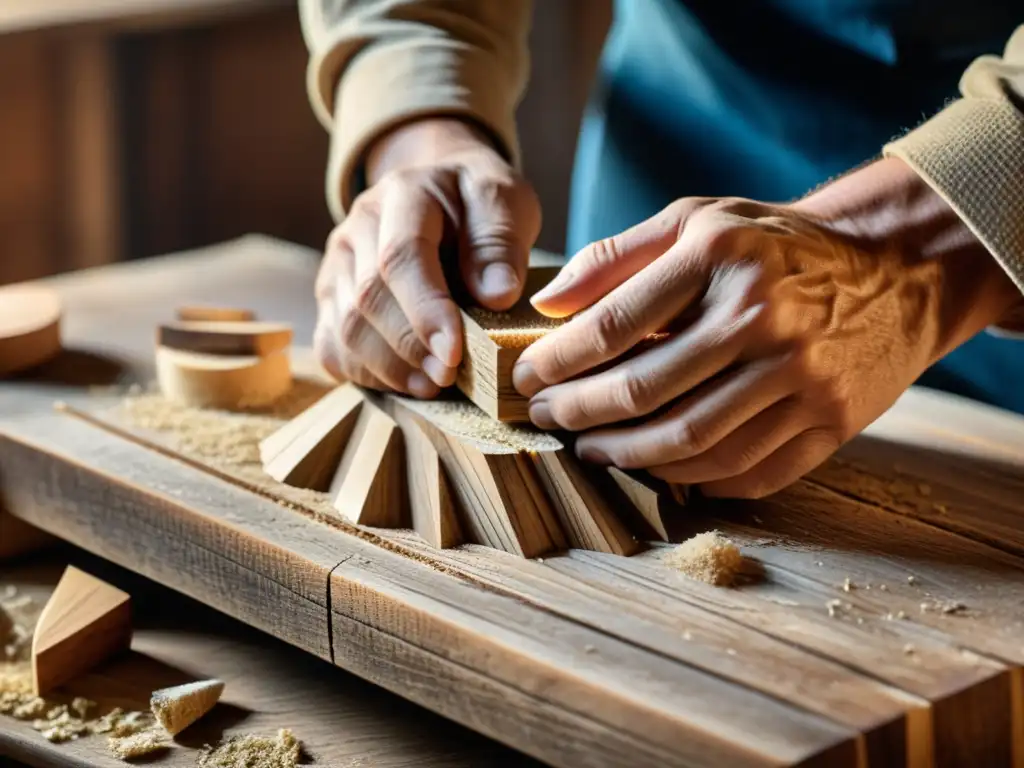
[568, 0, 1024, 414]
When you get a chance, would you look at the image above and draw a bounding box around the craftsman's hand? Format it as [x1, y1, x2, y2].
[315, 118, 541, 396]
[513, 158, 1021, 498]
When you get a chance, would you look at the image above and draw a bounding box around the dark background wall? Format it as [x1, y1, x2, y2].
[0, 1, 612, 286]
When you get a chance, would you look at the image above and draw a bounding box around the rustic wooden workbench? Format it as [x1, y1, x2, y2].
[3, 235, 1024, 767]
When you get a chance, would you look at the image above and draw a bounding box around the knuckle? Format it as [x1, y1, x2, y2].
[671, 418, 706, 456]
[337, 305, 365, 349]
[353, 275, 387, 317]
[615, 371, 653, 415]
[592, 303, 636, 355]
[393, 324, 425, 361]
[377, 236, 427, 281]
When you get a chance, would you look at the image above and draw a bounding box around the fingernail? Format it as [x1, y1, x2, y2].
[478, 263, 520, 302]
[528, 399, 557, 430]
[512, 359, 543, 397]
[576, 440, 610, 465]
[429, 331, 457, 366]
[421, 355, 454, 387]
[530, 267, 576, 305]
[407, 371, 438, 399]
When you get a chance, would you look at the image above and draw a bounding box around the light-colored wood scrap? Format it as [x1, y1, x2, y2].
[608, 467, 673, 542]
[456, 267, 565, 422]
[330, 398, 407, 529]
[534, 451, 640, 556]
[262, 384, 364, 490]
[378, 394, 565, 558]
[400, 418, 462, 549]
[155, 346, 291, 410]
[0, 284, 62, 377]
[150, 678, 225, 736]
[31, 566, 132, 695]
[157, 321, 292, 357]
[176, 305, 256, 323]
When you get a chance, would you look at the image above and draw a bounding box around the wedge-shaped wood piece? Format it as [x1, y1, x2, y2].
[0, 284, 62, 377]
[379, 394, 565, 558]
[32, 565, 132, 695]
[156, 346, 291, 410]
[534, 451, 640, 556]
[401, 420, 462, 548]
[158, 320, 292, 357]
[608, 467, 675, 542]
[176, 306, 256, 323]
[456, 267, 565, 423]
[330, 398, 407, 528]
[151, 678, 225, 736]
[263, 384, 364, 490]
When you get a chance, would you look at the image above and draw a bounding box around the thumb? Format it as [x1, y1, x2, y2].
[458, 170, 541, 310]
[531, 200, 699, 318]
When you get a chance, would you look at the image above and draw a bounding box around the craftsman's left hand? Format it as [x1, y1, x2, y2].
[511, 161, 1021, 498]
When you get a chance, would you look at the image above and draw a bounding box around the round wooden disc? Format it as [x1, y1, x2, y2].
[156, 345, 292, 409]
[0, 284, 62, 377]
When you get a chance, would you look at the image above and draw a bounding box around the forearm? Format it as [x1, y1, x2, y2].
[795, 157, 1022, 361]
[298, 0, 534, 220]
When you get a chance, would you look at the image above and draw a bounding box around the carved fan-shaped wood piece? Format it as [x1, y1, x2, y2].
[259, 382, 684, 559]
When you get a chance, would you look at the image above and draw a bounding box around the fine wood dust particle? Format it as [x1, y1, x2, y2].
[467, 306, 564, 349]
[108, 727, 168, 760]
[198, 728, 301, 768]
[665, 532, 742, 586]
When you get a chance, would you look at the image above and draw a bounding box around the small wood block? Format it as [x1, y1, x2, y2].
[151, 678, 225, 736]
[0, 512, 56, 560]
[456, 267, 566, 422]
[31, 565, 132, 695]
[330, 399, 407, 528]
[176, 306, 256, 323]
[157, 321, 292, 357]
[263, 384, 364, 490]
[534, 451, 640, 556]
[0, 284, 62, 377]
[155, 346, 291, 410]
[608, 467, 673, 542]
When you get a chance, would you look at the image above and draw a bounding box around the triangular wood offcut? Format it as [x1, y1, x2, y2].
[157, 321, 292, 357]
[534, 451, 640, 556]
[32, 566, 132, 695]
[263, 384, 364, 491]
[402, 420, 462, 548]
[151, 678, 225, 736]
[176, 306, 255, 322]
[330, 398, 407, 528]
[608, 467, 671, 542]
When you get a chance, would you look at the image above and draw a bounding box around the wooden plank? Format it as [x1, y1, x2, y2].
[0, 410, 862, 767]
[0, 555, 538, 767]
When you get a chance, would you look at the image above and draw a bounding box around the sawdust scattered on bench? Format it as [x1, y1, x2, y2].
[666, 531, 743, 587]
[198, 727, 301, 768]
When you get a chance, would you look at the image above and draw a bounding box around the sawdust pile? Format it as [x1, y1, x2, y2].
[0, 587, 157, 749]
[198, 728, 301, 768]
[108, 727, 169, 759]
[399, 396, 562, 452]
[666, 531, 743, 586]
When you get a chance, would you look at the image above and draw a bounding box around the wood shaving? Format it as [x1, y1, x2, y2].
[665, 532, 742, 586]
[198, 728, 301, 768]
[109, 727, 168, 760]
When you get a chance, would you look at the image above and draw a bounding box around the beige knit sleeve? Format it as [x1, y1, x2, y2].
[299, 0, 534, 222]
[884, 26, 1024, 329]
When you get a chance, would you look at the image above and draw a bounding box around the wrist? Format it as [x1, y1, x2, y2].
[366, 117, 502, 185]
[794, 157, 1022, 359]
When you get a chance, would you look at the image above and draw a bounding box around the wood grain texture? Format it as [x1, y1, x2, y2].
[608, 467, 674, 541]
[330, 397, 406, 528]
[31, 565, 132, 694]
[0, 554, 538, 768]
[456, 267, 564, 422]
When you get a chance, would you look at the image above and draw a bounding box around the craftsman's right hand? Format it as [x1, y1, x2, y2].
[314, 118, 542, 397]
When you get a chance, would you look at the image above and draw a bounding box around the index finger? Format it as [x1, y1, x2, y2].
[377, 179, 463, 368]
